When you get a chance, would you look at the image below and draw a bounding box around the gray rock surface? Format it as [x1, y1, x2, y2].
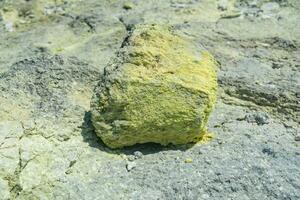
[0, 0, 299, 199]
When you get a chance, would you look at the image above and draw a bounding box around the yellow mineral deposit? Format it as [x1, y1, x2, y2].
[91, 24, 218, 148]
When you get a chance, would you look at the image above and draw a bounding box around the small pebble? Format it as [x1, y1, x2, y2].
[245, 112, 270, 125]
[249, 0, 258, 7]
[126, 161, 136, 172]
[123, 3, 133, 10]
[134, 151, 143, 159]
[127, 155, 135, 161]
[185, 158, 193, 163]
[217, 0, 228, 11]
[295, 136, 300, 142]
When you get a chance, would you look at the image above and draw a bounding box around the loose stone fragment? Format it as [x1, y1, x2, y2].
[123, 3, 134, 10]
[91, 24, 217, 148]
[134, 151, 143, 159]
[185, 158, 193, 163]
[245, 112, 270, 125]
[126, 161, 136, 172]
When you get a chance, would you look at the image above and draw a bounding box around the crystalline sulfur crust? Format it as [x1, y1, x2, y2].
[91, 24, 217, 148]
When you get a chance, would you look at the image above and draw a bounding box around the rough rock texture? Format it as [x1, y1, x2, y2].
[91, 24, 217, 148]
[0, 0, 299, 199]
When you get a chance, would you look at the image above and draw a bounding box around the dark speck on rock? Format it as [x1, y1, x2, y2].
[262, 148, 276, 157]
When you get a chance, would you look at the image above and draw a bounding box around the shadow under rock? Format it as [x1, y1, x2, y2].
[80, 111, 193, 156]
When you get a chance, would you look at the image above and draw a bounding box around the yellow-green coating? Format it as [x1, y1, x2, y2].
[91, 24, 217, 148]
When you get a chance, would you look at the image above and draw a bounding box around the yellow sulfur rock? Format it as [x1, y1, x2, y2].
[185, 158, 193, 163]
[91, 24, 217, 148]
[123, 2, 134, 10]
